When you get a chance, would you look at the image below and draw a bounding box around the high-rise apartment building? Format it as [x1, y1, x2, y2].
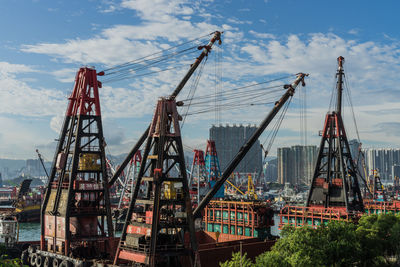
[364, 148, 400, 180]
[277, 145, 317, 185]
[264, 158, 278, 182]
[349, 139, 361, 160]
[209, 124, 262, 175]
[392, 165, 400, 180]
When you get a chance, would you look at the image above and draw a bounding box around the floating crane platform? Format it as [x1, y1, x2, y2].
[363, 199, 400, 215]
[279, 206, 362, 228]
[204, 200, 274, 242]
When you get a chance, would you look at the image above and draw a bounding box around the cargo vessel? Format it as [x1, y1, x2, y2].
[0, 179, 42, 222]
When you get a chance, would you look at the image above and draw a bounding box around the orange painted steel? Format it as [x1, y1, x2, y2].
[279, 205, 362, 229]
[364, 199, 400, 215]
[204, 200, 274, 241]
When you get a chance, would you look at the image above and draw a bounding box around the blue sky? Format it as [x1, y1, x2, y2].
[1, 0, 400, 159]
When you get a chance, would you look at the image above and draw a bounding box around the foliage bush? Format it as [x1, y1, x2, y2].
[0, 244, 27, 266]
[220, 213, 400, 267]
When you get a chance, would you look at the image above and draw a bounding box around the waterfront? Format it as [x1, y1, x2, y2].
[18, 223, 40, 241]
[14, 214, 281, 242]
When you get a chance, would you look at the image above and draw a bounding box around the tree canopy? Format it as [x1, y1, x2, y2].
[220, 213, 400, 267]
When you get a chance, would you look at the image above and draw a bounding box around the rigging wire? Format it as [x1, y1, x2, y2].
[263, 97, 292, 155]
[181, 57, 208, 128]
[182, 87, 285, 116]
[214, 45, 222, 124]
[182, 86, 284, 107]
[181, 85, 284, 104]
[299, 80, 308, 146]
[104, 48, 197, 77]
[328, 68, 338, 112]
[101, 33, 211, 72]
[102, 64, 186, 84]
[344, 75, 361, 142]
[183, 100, 279, 116]
[179, 75, 294, 102]
[100, 33, 217, 84]
[235, 95, 293, 174]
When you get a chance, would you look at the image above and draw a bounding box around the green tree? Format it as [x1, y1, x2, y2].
[220, 214, 400, 267]
[220, 252, 253, 267]
[356, 213, 400, 266]
[255, 250, 289, 267]
[322, 221, 362, 266]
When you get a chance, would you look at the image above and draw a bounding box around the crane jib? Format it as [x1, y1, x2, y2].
[193, 73, 308, 217]
[108, 31, 222, 187]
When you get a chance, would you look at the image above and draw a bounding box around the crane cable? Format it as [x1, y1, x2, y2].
[179, 75, 296, 116]
[101, 33, 211, 72]
[103, 46, 199, 77]
[179, 76, 297, 117]
[181, 56, 208, 128]
[102, 64, 186, 84]
[180, 75, 294, 102]
[232, 94, 293, 178]
[100, 33, 215, 84]
[262, 96, 293, 158]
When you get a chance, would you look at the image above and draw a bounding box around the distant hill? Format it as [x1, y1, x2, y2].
[0, 158, 25, 171]
[2, 175, 44, 187]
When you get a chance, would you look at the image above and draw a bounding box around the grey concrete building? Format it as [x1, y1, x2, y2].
[209, 124, 262, 175]
[364, 148, 400, 180]
[264, 158, 278, 182]
[348, 139, 361, 160]
[278, 147, 292, 184]
[277, 145, 317, 185]
[392, 165, 400, 180]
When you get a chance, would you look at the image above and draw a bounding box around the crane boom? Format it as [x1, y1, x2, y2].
[193, 73, 308, 217]
[35, 149, 49, 180]
[108, 31, 222, 186]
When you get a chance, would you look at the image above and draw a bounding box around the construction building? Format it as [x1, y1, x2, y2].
[209, 124, 262, 175]
[277, 145, 317, 185]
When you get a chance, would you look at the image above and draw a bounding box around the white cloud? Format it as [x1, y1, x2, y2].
[0, 116, 52, 159]
[0, 62, 65, 117]
[249, 30, 275, 39]
[98, 0, 120, 13]
[226, 17, 252, 25]
[16, 0, 400, 157]
[121, 0, 194, 22]
[51, 68, 77, 83]
[348, 28, 359, 35]
[0, 62, 36, 74]
[21, 22, 217, 66]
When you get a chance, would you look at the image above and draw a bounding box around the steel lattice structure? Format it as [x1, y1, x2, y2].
[306, 57, 363, 212]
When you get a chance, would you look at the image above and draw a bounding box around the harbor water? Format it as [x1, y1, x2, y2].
[16, 215, 281, 242]
[18, 223, 40, 241]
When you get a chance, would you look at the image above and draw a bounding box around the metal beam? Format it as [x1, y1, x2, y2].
[193, 73, 308, 217]
[108, 31, 222, 187]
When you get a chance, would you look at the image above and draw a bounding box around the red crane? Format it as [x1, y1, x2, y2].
[114, 98, 199, 266]
[306, 57, 364, 212]
[24, 67, 116, 267]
